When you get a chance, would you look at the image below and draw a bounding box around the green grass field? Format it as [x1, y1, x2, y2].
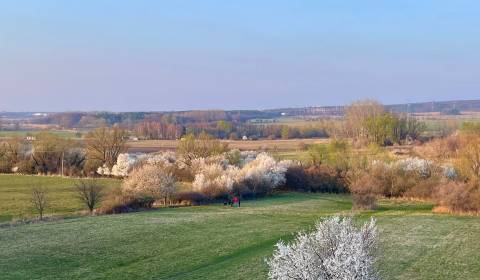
[1, 191, 479, 280]
[0, 175, 121, 222]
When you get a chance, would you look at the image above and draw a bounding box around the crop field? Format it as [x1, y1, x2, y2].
[127, 138, 328, 153]
[0, 191, 479, 280]
[0, 175, 120, 222]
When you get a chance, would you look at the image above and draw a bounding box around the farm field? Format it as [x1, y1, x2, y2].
[0, 175, 121, 222]
[127, 138, 328, 153]
[1, 192, 479, 280]
[0, 129, 82, 139]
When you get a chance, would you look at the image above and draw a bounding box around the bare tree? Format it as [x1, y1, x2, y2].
[75, 181, 104, 214]
[31, 187, 48, 220]
[85, 127, 127, 171]
[345, 99, 385, 139]
[177, 132, 229, 166]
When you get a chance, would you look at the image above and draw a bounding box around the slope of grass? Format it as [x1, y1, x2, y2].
[0, 193, 479, 280]
[0, 174, 121, 222]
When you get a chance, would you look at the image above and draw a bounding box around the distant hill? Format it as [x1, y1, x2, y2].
[2, 99, 480, 127]
[386, 100, 480, 114]
[265, 99, 480, 117]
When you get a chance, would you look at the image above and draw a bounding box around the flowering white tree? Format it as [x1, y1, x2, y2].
[189, 152, 291, 197]
[122, 165, 176, 203]
[111, 153, 137, 177]
[396, 157, 433, 178]
[97, 164, 111, 176]
[240, 153, 292, 193]
[268, 217, 379, 280]
[146, 151, 176, 167]
[192, 164, 238, 197]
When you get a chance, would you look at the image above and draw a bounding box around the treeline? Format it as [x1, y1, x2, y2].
[27, 100, 425, 142]
[0, 127, 128, 176]
[134, 120, 328, 140]
[31, 110, 280, 129]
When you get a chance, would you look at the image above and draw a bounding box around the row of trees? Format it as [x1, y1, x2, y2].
[134, 120, 329, 140]
[0, 127, 128, 176]
[344, 100, 424, 146]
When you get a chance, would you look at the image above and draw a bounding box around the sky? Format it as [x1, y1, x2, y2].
[1, 0, 479, 112]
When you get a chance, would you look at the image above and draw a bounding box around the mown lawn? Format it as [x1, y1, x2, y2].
[0, 192, 479, 280]
[0, 174, 121, 222]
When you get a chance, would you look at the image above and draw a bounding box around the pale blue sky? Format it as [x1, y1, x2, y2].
[1, 1, 479, 111]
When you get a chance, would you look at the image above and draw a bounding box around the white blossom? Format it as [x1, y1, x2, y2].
[111, 153, 137, 177]
[97, 164, 111, 176]
[122, 164, 176, 199]
[240, 153, 292, 189]
[146, 151, 176, 167]
[442, 165, 457, 180]
[396, 157, 433, 178]
[268, 217, 378, 280]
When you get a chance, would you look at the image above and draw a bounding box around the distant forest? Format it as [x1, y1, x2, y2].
[1, 99, 479, 140]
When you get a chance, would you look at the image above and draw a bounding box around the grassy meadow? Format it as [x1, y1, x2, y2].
[0, 175, 120, 222]
[0, 191, 479, 279]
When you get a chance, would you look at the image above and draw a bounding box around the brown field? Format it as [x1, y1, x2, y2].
[127, 138, 329, 153]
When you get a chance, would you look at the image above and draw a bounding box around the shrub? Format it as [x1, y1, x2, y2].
[456, 134, 480, 182]
[436, 181, 480, 212]
[404, 176, 440, 199]
[349, 172, 381, 210]
[396, 157, 434, 178]
[172, 191, 210, 205]
[284, 165, 347, 193]
[98, 190, 155, 214]
[267, 216, 378, 280]
[414, 135, 460, 161]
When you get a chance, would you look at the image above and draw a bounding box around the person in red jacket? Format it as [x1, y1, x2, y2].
[232, 196, 239, 207]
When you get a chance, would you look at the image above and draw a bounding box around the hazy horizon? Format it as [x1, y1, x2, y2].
[2, 1, 480, 111]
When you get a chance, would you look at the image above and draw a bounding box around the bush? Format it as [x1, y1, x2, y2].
[436, 181, 480, 212]
[172, 191, 210, 205]
[404, 176, 440, 199]
[349, 172, 381, 210]
[98, 190, 155, 214]
[284, 165, 347, 193]
[267, 216, 378, 280]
